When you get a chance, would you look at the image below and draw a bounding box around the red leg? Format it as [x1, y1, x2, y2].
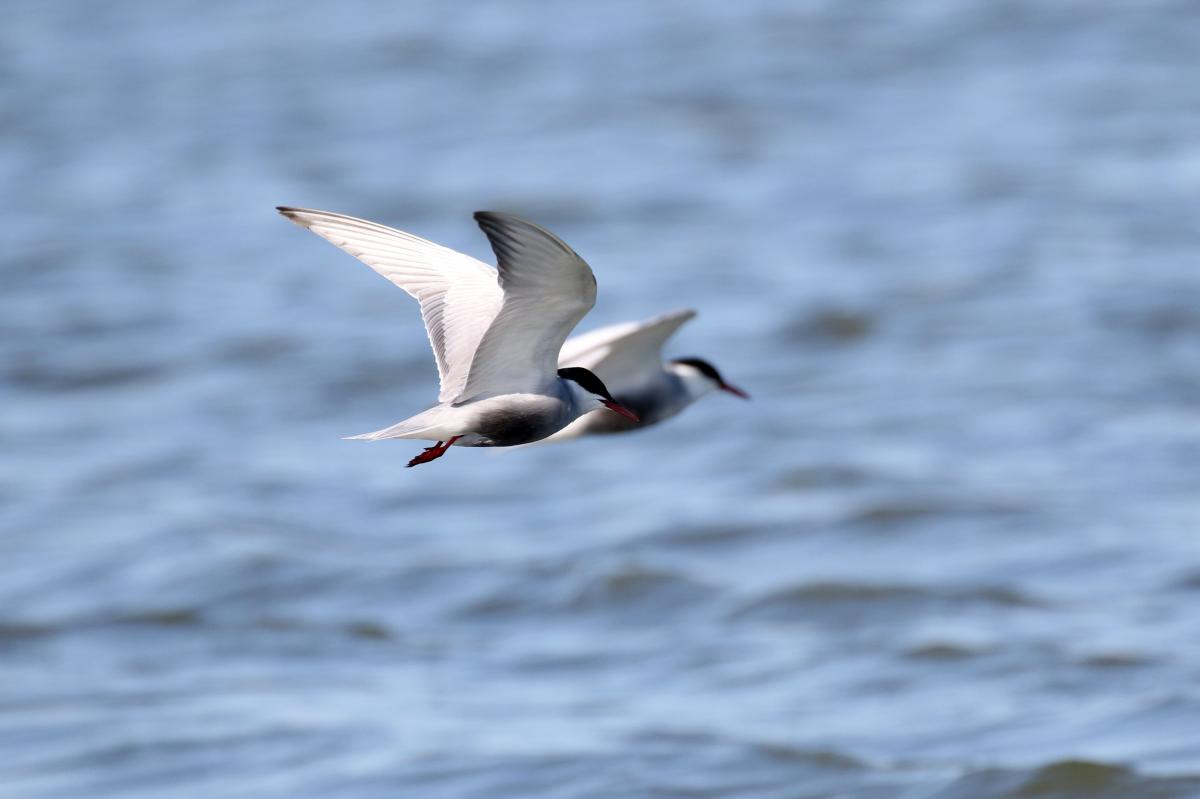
[406, 436, 461, 468]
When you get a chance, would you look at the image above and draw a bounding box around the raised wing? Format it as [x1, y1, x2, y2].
[558, 309, 696, 393]
[457, 212, 597, 400]
[277, 207, 503, 403]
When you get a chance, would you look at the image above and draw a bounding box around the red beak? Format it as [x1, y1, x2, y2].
[602, 400, 640, 422]
[720, 382, 751, 400]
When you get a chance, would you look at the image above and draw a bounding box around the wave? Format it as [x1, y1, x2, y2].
[930, 758, 1200, 799]
[730, 580, 1043, 623]
[456, 562, 719, 620]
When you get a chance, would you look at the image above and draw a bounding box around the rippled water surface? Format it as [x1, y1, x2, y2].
[4, 1, 1200, 797]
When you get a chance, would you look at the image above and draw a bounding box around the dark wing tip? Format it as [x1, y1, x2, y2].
[276, 207, 316, 229]
[472, 211, 510, 239]
[473, 210, 505, 227]
[473, 211, 538, 261]
[472, 211, 579, 257]
[474, 210, 546, 229]
[473, 211, 528, 233]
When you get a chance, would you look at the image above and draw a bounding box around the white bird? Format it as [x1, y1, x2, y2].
[542, 309, 748, 442]
[277, 207, 639, 467]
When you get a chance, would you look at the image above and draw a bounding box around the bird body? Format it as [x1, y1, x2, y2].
[347, 385, 594, 447]
[556, 364, 701, 435]
[277, 207, 637, 466]
[545, 309, 748, 442]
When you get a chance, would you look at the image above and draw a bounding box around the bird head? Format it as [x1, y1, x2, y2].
[668, 357, 750, 400]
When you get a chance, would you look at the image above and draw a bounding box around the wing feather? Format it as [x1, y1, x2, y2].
[457, 212, 597, 400]
[558, 309, 697, 393]
[277, 207, 503, 403]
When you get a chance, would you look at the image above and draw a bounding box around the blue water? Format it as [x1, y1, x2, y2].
[4, 1, 1200, 797]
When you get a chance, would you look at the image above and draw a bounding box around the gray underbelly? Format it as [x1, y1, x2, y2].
[466, 402, 568, 447]
[578, 409, 642, 435]
[583, 390, 679, 435]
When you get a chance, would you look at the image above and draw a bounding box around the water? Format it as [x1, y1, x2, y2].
[3, 1, 1200, 797]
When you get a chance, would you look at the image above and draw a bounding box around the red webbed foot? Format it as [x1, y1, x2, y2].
[406, 436, 461, 468]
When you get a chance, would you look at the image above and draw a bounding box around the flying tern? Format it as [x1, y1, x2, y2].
[542, 309, 748, 442]
[277, 207, 639, 466]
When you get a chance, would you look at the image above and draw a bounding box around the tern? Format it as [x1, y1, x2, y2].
[277, 207, 639, 467]
[542, 309, 748, 442]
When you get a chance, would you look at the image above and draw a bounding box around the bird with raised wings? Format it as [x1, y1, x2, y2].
[541, 309, 748, 443]
[277, 208, 639, 467]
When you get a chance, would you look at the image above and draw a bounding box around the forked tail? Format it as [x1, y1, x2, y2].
[343, 417, 439, 441]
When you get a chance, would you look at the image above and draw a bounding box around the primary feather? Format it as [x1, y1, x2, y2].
[278, 207, 599, 404]
[462, 212, 597, 400]
[557, 309, 696, 394]
[277, 207, 503, 404]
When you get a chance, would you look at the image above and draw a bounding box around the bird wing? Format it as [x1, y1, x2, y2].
[558, 309, 697, 393]
[456, 212, 598, 401]
[277, 207, 503, 404]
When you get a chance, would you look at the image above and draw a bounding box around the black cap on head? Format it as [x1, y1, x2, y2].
[557, 367, 615, 401]
[670, 357, 725, 384]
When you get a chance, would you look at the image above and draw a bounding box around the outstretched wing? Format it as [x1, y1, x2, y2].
[558, 309, 697, 393]
[456, 212, 597, 400]
[277, 207, 503, 403]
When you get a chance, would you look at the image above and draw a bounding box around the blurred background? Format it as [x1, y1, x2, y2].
[4, 1, 1200, 797]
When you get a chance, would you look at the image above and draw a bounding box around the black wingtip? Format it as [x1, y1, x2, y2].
[473, 211, 518, 239]
[277, 207, 308, 227]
